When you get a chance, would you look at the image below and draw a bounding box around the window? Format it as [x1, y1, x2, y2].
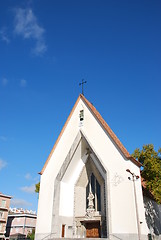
[1, 200, 6, 208]
[86, 173, 101, 211]
[0, 211, 3, 218]
[79, 110, 84, 121]
[0, 223, 3, 231]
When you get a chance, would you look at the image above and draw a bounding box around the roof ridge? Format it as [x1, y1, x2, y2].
[40, 95, 82, 174]
[80, 94, 141, 167]
[40, 94, 140, 174]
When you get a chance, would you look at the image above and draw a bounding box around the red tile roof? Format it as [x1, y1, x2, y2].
[40, 94, 141, 174]
[80, 94, 141, 167]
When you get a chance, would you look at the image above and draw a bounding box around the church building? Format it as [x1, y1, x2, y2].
[35, 94, 149, 240]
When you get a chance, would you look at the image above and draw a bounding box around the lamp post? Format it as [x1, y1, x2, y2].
[126, 169, 141, 240]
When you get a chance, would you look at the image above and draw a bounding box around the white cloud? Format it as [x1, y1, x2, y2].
[34, 40, 47, 55]
[25, 173, 32, 180]
[11, 198, 32, 208]
[20, 184, 35, 194]
[2, 78, 8, 86]
[0, 159, 7, 170]
[14, 8, 47, 55]
[20, 79, 27, 87]
[0, 27, 10, 43]
[0, 136, 7, 141]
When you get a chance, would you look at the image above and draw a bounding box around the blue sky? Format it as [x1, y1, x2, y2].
[0, 0, 161, 211]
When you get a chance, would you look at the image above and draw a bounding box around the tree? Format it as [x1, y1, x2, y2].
[35, 182, 40, 193]
[27, 229, 35, 240]
[132, 144, 161, 204]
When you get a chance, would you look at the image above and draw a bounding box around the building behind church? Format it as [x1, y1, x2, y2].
[6, 208, 37, 240]
[0, 192, 12, 240]
[35, 95, 160, 240]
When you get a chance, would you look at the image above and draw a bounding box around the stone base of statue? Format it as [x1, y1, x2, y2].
[85, 207, 95, 218]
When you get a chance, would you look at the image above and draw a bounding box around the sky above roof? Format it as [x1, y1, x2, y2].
[0, 0, 161, 211]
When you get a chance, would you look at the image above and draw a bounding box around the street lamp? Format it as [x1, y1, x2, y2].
[126, 169, 141, 240]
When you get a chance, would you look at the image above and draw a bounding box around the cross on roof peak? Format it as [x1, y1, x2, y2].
[79, 79, 87, 96]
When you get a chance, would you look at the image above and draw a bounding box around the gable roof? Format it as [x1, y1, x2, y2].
[40, 94, 141, 174]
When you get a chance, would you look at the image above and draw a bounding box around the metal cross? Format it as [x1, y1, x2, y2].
[79, 79, 87, 96]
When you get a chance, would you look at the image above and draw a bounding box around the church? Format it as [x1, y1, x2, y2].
[35, 94, 150, 240]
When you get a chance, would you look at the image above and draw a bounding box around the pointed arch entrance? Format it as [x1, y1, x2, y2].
[51, 131, 110, 238]
[74, 142, 109, 238]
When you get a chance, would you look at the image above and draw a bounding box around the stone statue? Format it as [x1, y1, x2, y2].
[85, 191, 95, 218]
[87, 192, 94, 209]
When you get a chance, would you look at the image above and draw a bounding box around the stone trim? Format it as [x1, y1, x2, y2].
[50, 132, 82, 237]
[40, 94, 141, 175]
[56, 131, 82, 181]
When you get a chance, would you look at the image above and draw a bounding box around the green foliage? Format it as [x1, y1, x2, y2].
[35, 182, 40, 193]
[132, 144, 161, 204]
[27, 229, 35, 240]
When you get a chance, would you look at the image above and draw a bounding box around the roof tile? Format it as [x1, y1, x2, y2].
[40, 94, 141, 174]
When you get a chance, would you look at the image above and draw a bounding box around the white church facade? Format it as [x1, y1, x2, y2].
[35, 94, 150, 240]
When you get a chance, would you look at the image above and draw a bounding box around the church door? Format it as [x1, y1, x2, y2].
[61, 224, 65, 237]
[86, 221, 100, 238]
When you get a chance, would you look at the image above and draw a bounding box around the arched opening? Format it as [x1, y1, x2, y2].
[74, 155, 107, 238]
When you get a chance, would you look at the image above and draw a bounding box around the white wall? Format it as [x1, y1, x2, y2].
[81, 101, 148, 236]
[36, 99, 86, 235]
[36, 97, 149, 238]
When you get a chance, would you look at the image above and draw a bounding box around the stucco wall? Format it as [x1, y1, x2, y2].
[35, 98, 149, 239]
[36, 102, 82, 236]
[82, 101, 148, 236]
[75, 186, 86, 217]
